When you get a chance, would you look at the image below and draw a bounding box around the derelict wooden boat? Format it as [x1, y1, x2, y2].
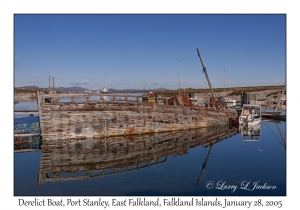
[36, 91, 238, 140]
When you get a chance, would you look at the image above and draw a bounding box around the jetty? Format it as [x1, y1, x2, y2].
[262, 114, 286, 122]
[14, 110, 39, 115]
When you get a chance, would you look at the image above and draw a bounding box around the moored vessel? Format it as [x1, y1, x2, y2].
[36, 91, 238, 140]
[102, 87, 108, 94]
[239, 104, 262, 126]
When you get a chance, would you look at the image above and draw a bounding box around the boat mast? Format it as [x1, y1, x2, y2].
[197, 48, 215, 98]
[51, 70, 54, 91]
[52, 76, 55, 91]
[184, 72, 186, 94]
[179, 61, 181, 94]
[224, 69, 225, 97]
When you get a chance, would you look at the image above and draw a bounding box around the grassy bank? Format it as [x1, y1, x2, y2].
[154, 85, 285, 97]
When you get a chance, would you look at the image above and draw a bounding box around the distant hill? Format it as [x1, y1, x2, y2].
[16, 86, 41, 90]
[152, 87, 169, 91]
[107, 88, 139, 93]
[107, 87, 170, 93]
[15, 86, 89, 92]
[54, 86, 89, 92]
[15, 85, 284, 97]
[15, 86, 170, 93]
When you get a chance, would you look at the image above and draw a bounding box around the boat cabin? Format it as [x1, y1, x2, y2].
[239, 104, 262, 126]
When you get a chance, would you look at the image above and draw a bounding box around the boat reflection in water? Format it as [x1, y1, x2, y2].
[38, 125, 239, 186]
[238, 118, 285, 153]
[239, 123, 262, 141]
[14, 134, 42, 153]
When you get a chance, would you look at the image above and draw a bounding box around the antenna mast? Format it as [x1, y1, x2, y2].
[52, 76, 55, 91]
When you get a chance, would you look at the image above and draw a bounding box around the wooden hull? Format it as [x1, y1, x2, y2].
[36, 91, 238, 140]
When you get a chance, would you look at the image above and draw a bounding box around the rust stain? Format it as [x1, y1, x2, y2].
[126, 128, 135, 135]
[125, 135, 136, 141]
[165, 94, 192, 106]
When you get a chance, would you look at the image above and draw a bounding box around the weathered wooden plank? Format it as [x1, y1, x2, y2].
[14, 110, 39, 114]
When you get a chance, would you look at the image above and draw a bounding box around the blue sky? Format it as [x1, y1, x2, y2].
[14, 14, 286, 90]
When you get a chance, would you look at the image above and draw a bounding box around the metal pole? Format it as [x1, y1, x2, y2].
[224, 69, 225, 97]
[179, 61, 181, 94]
[52, 76, 54, 91]
[184, 72, 186, 94]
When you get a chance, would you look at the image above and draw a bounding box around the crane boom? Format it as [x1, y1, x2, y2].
[196, 143, 214, 186]
[197, 48, 215, 98]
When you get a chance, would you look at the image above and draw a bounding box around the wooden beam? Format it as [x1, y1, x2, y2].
[14, 110, 39, 114]
[14, 133, 40, 137]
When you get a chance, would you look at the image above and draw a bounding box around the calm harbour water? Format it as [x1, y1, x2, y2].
[14, 100, 286, 196]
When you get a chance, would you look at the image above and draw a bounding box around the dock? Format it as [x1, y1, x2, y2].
[14, 133, 40, 137]
[262, 114, 286, 122]
[14, 110, 39, 115]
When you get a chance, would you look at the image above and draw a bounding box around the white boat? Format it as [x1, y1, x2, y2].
[102, 87, 108, 94]
[239, 104, 262, 126]
[218, 97, 236, 107]
[190, 98, 199, 105]
[218, 97, 236, 103]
